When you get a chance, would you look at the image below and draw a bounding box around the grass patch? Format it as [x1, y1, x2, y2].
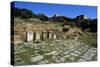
[79, 32, 97, 48]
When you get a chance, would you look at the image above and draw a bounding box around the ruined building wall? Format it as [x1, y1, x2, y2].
[12, 19, 83, 44]
[13, 22, 63, 43]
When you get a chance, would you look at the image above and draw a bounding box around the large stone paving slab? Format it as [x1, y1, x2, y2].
[14, 39, 97, 65]
[31, 55, 44, 63]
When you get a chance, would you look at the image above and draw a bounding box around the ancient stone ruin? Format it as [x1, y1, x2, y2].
[12, 23, 63, 44]
[11, 20, 83, 45]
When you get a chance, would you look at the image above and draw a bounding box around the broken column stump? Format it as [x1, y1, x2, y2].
[27, 31, 33, 42]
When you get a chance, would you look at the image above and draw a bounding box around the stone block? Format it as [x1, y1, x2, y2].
[31, 55, 44, 63]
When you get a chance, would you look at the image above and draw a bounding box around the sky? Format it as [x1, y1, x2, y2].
[13, 1, 97, 19]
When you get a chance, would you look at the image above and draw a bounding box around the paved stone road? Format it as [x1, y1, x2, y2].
[14, 39, 97, 65]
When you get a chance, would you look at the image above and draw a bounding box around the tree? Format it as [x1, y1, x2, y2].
[13, 7, 36, 19]
[36, 13, 48, 21]
[90, 19, 97, 32]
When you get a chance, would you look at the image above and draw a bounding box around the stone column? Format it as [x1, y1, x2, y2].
[48, 31, 52, 39]
[35, 31, 41, 42]
[27, 31, 33, 42]
[53, 34, 57, 39]
[42, 31, 47, 40]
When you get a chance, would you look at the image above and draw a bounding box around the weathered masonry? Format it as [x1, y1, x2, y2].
[11, 23, 61, 44]
[12, 22, 83, 44]
[26, 30, 57, 42]
[12, 30, 58, 44]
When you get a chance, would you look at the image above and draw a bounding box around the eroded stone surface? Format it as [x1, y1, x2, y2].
[31, 55, 44, 63]
[14, 40, 97, 65]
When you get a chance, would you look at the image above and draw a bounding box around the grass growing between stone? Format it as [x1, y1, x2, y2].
[14, 37, 97, 65]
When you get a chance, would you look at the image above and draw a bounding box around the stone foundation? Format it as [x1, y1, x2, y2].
[12, 22, 83, 43]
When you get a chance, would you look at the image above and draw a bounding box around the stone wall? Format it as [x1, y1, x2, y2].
[11, 35, 22, 44]
[13, 23, 63, 43]
[12, 20, 83, 44]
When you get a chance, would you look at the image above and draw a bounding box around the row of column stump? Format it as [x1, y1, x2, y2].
[27, 31, 57, 42]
